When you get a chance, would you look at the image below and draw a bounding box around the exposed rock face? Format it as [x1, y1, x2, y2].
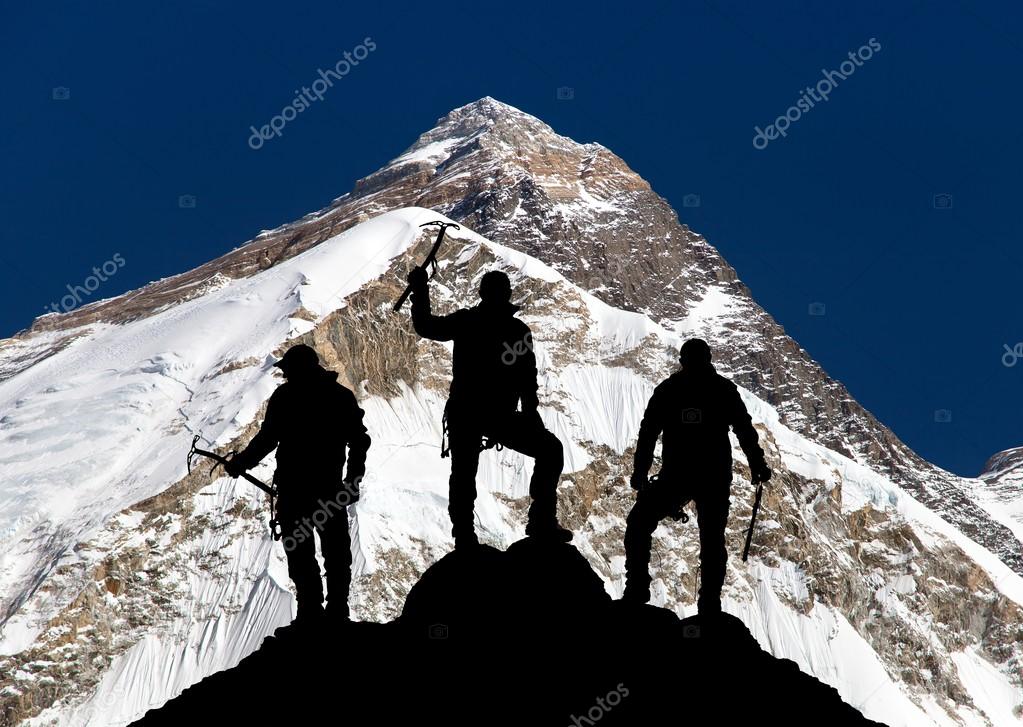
[13, 97, 1017, 575]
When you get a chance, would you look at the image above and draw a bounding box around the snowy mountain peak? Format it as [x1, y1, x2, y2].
[379, 95, 642, 204]
[435, 95, 540, 129]
[975, 447, 1023, 558]
[417, 95, 567, 149]
[982, 447, 1023, 483]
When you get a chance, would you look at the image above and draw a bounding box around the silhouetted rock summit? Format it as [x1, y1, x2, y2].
[134, 541, 885, 726]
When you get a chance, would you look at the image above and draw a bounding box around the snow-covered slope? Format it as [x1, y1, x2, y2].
[0, 212, 415, 647]
[973, 448, 1023, 552]
[1, 208, 1021, 726]
[0, 211, 430, 723]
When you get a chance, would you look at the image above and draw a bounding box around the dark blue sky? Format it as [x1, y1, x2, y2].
[2, 1, 1020, 476]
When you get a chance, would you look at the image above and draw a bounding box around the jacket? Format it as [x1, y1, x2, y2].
[233, 366, 370, 489]
[633, 365, 764, 483]
[411, 287, 539, 418]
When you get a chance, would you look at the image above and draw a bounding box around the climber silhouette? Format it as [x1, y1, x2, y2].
[225, 344, 370, 624]
[623, 338, 771, 614]
[407, 266, 572, 548]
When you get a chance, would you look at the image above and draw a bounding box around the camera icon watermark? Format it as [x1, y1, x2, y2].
[585, 259, 623, 292]
[682, 408, 702, 424]
[1002, 343, 1023, 367]
[682, 623, 701, 639]
[933, 193, 953, 209]
[934, 409, 952, 423]
[52, 86, 71, 101]
[683, 194, 701, 208]
[178, 194, 197, 209]
[428, 623, 449, 639]
[556, 86, 575, 101]
[808, 302, 826, 316]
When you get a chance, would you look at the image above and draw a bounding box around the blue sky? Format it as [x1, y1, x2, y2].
[2, 1, 1020, 476]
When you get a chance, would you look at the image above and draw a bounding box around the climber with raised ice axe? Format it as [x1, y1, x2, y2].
[404, 255, 572, 549]
[225, 344, 370, 625]
[622, 338, 771, 614]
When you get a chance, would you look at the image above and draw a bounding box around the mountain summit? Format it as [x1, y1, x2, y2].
[134, 540, 883, 726]
[1, 101, 1022, 726]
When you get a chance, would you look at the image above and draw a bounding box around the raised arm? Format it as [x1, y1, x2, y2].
[409, 267, 461, 342]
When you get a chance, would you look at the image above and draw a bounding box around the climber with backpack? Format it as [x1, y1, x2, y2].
[225, 344, 370, 625]
[405, 263, 572, 549]
[622, 338, 771, 614]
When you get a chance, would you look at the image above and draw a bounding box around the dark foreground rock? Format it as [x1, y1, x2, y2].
[133, 539, 886, 726]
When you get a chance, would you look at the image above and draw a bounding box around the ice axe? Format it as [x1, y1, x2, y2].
[187, 435, 274, 494]
[187, 434, 281, 539]
[392, 220, 460, 312]
[741, 473, 766, 562]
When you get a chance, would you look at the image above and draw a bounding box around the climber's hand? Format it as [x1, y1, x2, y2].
[224, 456, 246, 479]
[407, 266, 429, 290]
[751, 462, 772, 484]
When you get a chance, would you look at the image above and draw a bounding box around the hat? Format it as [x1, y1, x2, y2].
[274, 344, 319, 372]
[679, 338, 712, 366]
[479, 270, 512, 303]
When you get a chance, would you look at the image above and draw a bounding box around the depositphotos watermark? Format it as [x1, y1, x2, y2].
[281, 478, 361, 552]
[44, 253, 126, 315]
[1003, 343, 1023, 367]
[567, 683, 629, 726]
[501, 331, 534, 365]
[753, 38, 882, 150]
[248, 37, 377, 150]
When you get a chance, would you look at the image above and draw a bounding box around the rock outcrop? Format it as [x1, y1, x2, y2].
[133, 539, 883, 727]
